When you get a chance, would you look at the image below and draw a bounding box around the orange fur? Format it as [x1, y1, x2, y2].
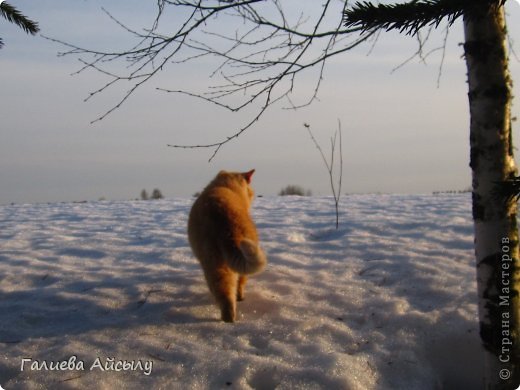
[188, 169, 266, 322]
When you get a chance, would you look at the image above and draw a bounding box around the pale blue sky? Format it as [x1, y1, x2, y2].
[2, 1, 520, 204]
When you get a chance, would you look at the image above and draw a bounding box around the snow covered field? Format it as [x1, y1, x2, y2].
[0, 194, 482, 389]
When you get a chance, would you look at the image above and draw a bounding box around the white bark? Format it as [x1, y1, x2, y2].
[464, 4, 519, 388]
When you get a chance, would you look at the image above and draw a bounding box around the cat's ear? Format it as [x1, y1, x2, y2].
[243, 169, 255, 184]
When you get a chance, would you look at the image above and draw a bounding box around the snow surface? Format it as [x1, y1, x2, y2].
[0, 194, 484, 389]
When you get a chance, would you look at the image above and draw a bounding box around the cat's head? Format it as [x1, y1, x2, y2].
[214, 169, 256, 202]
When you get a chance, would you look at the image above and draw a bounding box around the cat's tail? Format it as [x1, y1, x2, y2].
[227, 239, 267, 275]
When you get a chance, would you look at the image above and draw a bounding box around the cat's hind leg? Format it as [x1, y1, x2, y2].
[211, 266, 238, 323]
[237, 275, 247, 301]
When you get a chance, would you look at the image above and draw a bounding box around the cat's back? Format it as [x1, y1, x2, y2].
[188, 171, 255, 254]
[189, 184, 246, 236]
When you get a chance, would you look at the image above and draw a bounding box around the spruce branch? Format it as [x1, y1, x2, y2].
[0, 2, 39, 35]
[343, 0, 506, 36]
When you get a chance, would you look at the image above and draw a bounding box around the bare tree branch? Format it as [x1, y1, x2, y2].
[46, 0, 375, 160]
[390, 21, 451, 85]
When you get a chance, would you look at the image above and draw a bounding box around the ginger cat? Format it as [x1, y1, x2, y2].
[188, 169, 267, 322]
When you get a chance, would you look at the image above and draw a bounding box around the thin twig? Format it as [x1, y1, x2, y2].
[304, 121, 344, 229]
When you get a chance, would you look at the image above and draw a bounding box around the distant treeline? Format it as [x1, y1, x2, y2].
[140, 189, 164, 200]
[432, 188, 471, 195]
[278, 185, 312, 196]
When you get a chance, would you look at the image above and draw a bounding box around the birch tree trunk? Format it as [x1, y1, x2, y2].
[463, 4, 519, 388]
